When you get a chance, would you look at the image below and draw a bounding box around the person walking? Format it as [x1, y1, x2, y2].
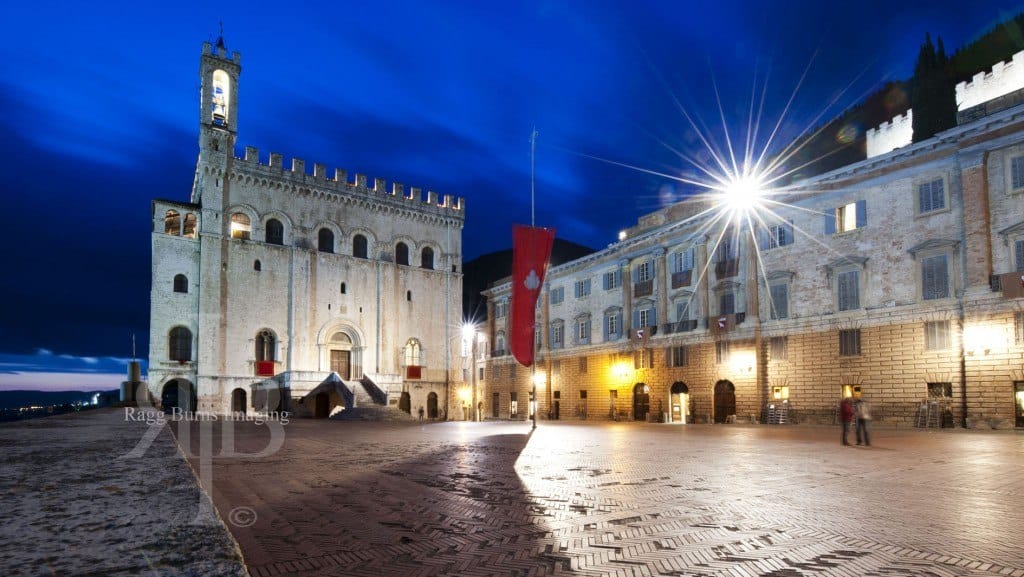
[855, 397, 871, 446]
[840, 397, 856, 445]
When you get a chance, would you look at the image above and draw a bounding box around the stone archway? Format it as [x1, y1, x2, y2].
[231, 388, 247, 415]
[670, 381, 689, 424]
[714, 380, 736, 423]
[161, 379, 196, 415]
[633, 383, 650, 421]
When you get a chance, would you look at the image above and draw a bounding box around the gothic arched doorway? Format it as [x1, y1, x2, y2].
[399, 391, 411, 414]
[161, 379, 196, 415]
[427, 392, 439, 419]
[231, 388, 247, 415]
[714, 380, 736, 423]
[633, 383, 650, 421]
[670, 381, 689, 424]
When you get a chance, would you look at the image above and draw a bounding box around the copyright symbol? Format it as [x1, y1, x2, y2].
[228, 506, 257, 527]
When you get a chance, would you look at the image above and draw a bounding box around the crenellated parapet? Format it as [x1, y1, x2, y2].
[866, 109, 913, 158]
[201, 40, 241, 64]
[234, 145, 465, 216]
[956, 50, 1024, 111]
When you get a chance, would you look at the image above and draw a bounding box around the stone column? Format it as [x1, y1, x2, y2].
[620, 259, 632, 336]
[959, 150, 992, 294]
[696, 241, 710, 327]
[744, 230, 760, 320]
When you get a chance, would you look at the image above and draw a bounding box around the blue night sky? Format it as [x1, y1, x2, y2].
[1, 0, 1022, 390]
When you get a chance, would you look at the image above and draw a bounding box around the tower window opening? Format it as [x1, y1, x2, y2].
[231, 213, 251, 240]
[164, 210, 181, 235]
[211, 69, 230, 126]
[265, 218, 284, 245]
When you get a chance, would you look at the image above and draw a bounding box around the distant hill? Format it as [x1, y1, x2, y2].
[0, 390, 118, 411]
[463, 239, 596, 321]
[777, 12, 1024, 183]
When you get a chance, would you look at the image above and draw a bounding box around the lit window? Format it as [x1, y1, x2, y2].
[211, 69, 230, 126]
[715, 341, 730, 364]
[164, 210, 181, 235]
[825, 200, 866, 234]
[405, 339, 422, 367]
[183, 214, 197, 238]
[230, 213, 251, 240]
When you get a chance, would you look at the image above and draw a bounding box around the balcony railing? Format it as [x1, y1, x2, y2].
[661, 319, 699, 334]
[715, 259, 739, 278]
[671, 270, 693, 288]
[629, 325, 658, 340]
[633, 280, 654, 297]
[492, 349, 507, 357]
[707, 312, 746, 333]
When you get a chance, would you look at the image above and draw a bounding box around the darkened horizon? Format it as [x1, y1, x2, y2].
[2, 0, 1023, 388]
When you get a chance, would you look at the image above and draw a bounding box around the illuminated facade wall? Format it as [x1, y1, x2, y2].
[148, 41, 466, 417]
[483, 104, 1024, 429]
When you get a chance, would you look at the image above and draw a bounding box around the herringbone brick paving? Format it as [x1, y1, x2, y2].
[175, 421, 1024, 577]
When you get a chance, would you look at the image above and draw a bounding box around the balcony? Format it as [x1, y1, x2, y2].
[715, 259, 739, 278]
[629, 325, 658, 340]
[492, 349, 507, 357]
[707, 312, 746, 333]
[662, 319, 699, 334]
[255, 360, 276, 377]
[633, 280, 654, 297]
[671, 270, 693, 288]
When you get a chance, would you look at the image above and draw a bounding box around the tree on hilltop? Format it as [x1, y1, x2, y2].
[911, 34, 957, 142]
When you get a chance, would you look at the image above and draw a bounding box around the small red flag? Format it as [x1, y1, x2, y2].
[510, 224, 556, 367]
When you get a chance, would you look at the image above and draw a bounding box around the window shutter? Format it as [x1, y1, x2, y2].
[650, 306, 657, 326]
[603, 315, 609, 338]
[632, 309, 640, 330]
[824, 209, 836, 235]
[1015, 240, 1024, 272]
[856, 200, 867, 228]
[758, 228, 769, 250]
[615, 313, 623, 337]
[603, 273, 610, 290]
[785, 221, 794, 246]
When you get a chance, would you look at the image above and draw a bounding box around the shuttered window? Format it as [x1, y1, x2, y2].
[837, 270, 860, 311]
[770, 284, 788, 319]
[918, 179, 945, 213]
[921, 254, 950, 300]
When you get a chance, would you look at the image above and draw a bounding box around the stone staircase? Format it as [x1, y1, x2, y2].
[329, 374, 416, 422]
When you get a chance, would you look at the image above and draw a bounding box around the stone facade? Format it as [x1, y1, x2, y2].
[482, 101, 1024, 430]
[148, 40, 466, 419]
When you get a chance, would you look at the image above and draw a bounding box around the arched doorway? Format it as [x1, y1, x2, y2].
[399, 391, 411, 414]
[329, 332, 353, 380]
[231, 388, 247, 415]
[427, 392, 439, 419]
[314, 392, 330, 419]
[633, 383, 650, 421]
[670, 382, 689, 424]
[714, 380, 736, 423]
[161, 379, 196, 415]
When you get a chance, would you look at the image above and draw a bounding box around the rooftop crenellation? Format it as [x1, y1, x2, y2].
[237, 145, 464, 213]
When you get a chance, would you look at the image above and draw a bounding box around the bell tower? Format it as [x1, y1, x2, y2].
[193, 30, 241, 205]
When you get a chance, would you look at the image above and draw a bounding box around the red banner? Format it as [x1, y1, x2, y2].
[510, 224, 556, 367]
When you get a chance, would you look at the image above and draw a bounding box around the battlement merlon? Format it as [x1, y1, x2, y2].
[201, 41, 241, 64]
[228, 145, 465, 214]
[956, 50, 1024, 110]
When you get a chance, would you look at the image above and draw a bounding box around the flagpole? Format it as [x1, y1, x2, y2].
[530, 127, 538, 430]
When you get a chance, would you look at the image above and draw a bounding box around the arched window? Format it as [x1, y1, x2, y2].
[182, 213, 197, 238]
[173, 274, 188, 293]
[405, 339, 422, 367]
[340, 282, 347, 294]
[164, 210, 181, 235]
[353, 234, 368, 259]
[231, 213, 251, 240]
[421, 247, 434, 270]
[168, 327, 192, 361]
[265, 219, 284, 245]
[318, 228, 334, 253]
[211, 69, 230, 126]
[396, 242, 409, 266]
[254, 259, 262, 271]
[255, 329, 276, 362]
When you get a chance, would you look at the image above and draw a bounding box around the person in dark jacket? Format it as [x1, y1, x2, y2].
[840, 397, 856, 445]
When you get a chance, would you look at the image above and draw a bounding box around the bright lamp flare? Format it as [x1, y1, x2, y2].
[722, 175, 765, 210]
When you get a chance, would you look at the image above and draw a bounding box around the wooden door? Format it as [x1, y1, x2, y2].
[330, 350, 351, 380]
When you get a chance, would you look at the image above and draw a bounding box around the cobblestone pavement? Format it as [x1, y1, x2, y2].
[0, 409, 245, 577]
[173, 418, 1024, 577]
